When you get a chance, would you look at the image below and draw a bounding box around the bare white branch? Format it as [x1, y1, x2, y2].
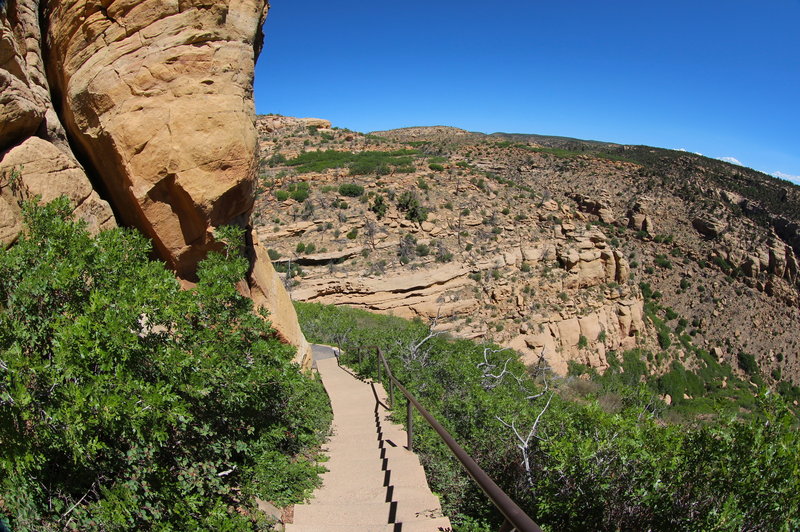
[490, 348, 554, 489]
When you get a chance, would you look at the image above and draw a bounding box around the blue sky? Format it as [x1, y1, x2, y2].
[254, 0, 800, 183]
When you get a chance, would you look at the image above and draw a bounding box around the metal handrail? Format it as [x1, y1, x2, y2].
[357, 345, 542, 532]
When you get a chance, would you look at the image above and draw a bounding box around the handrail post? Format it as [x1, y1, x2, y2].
[388, 380, 394, 408]
[377, 353, 382, 382]
[406, 399, 413, 452]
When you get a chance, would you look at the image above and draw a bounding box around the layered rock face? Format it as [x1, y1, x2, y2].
[0, 0, 114, 245]
[252, 118, 647, 376]
[44, 0, 267, 279]
[1, 0, 312, 368]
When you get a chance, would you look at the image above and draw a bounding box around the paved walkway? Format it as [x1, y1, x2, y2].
[286, 347, 451, 531]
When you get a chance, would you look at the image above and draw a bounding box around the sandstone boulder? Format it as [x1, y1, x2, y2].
[0, 137, 115, 246]
[1, 0, 312, 368]
[248, 235, 312, 369]
[0, 8, 44, 150]
[627, 200, 654, 235]
[692, 216, 727, 239]
[299, 117, 332, 130]
[572, 193, 615, 224]
[45, 0, 269, 279]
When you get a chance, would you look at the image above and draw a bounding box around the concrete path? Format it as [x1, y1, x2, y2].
[286, 347, 451, 531]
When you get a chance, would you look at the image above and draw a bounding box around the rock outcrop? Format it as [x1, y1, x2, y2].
[627, 200, 655, 235]
[0, 0, 115, 246]
[0, 0, 311, 368]
[557, 229, 630, 289]
[572, 193, 615, 224]
[44, 0, 269, 279]
[0, 137, 115, 244]
[247, 233, 312, 368]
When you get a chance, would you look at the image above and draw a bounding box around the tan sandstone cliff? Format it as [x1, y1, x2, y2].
[1, 0, 311, 368]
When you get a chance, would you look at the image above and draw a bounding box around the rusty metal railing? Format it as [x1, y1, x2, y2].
[351, 345, 542, 532]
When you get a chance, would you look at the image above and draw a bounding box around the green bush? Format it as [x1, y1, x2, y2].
[654, 254, 673, 269]
[266, 152, 287, 167]
[370, 194, 388, 219]
[0, 199, 331, 529]
[396, 191, 428, 224]
[657, 328, 672, 349]
[338, 183, 365, 197]
[737, 351, 759, 375]
[284, 149, 417, 175]
[288, 182, 310, 202]
[428, 163, 444, 172]
[275, 190, 290, 201]
[346, 228, 358, 240]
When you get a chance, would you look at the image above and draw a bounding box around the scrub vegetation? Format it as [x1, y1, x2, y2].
[296, 301, 800, 532]
[0, 199, 331, 530]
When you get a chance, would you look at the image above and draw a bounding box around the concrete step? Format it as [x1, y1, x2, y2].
[290, 353, 451, 531]
[287, 521, 452, 532]
[395, 516, 454, 531]
[286, 525, 391, 532]
[292, 502, 393, 526]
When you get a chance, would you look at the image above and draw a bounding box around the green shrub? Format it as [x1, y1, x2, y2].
[346, 228, 358, 240]
[621, 350, 648, 385]
[285, 182, 311, 203]
[275, 190, 290, 201]
[267, 248, 281, 260]
[428, 163, 444, 172]
[0, 199, 331, 529]
[654, 254, 673, 269]
[578, 335, 589, 349]
[338, 183, 365, 197]
[415, 243, 430, 256]
[737, 351, 759, 375]
[284, 149, 417, 175]
[658, 328, 672, 349]
[396, 191, 428, 224]
[370, 194, 388, 219]
[266, 152, 287, 166]
[296, 242, 306, 253]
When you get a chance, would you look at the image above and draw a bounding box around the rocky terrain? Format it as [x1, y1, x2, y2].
[253, 116, 800, 386]
[0, 0, 310, 367]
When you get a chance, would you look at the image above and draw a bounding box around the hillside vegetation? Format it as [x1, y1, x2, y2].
[0, 199, 331, 530]
[254, 116, 800, 397]
[296, 301, 800, 531]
